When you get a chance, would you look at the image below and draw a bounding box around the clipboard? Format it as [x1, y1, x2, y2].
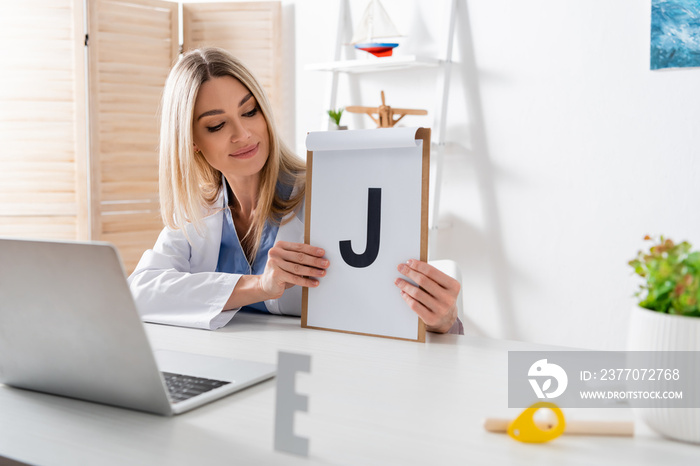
[302, 127, 430, 342]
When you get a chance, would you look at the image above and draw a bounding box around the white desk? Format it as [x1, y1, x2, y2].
[0, 312, 697, 465]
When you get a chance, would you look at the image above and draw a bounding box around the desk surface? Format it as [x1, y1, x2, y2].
[0, 312, 698, 465]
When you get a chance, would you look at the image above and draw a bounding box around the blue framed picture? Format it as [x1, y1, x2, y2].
[651, 0, 700, 70]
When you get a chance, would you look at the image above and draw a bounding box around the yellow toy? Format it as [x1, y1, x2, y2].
[506, 402, 566, 443]
[484, 401, 634, 443]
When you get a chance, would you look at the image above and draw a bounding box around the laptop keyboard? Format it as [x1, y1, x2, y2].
[162, 372, 231, 403]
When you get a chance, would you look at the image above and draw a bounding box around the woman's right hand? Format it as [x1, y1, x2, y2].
[258, 241, 329, 299]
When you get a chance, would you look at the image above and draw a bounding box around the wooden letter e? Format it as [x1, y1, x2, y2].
[274, 351, 311, 456]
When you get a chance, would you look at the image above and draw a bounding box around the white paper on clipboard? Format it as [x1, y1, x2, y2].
[304, 127, 427, 341]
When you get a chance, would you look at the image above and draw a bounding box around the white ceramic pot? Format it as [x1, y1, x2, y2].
[627, 305, 700, 443]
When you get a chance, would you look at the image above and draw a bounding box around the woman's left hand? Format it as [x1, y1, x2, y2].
[395, 259, 460, 333]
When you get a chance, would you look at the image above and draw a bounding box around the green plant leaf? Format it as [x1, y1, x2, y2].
[327, 108, 344, 126]
[629, 235, 700, 317]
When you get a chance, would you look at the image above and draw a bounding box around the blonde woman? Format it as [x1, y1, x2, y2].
[129, 47, 462, 333]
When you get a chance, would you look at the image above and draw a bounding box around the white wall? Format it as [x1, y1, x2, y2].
[292, 0, 700, 350]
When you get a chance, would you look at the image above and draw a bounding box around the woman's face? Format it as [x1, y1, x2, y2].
[192, 75, 270, 183]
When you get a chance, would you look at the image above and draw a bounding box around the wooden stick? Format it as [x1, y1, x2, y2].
[392, 108, 429, 115]
[483, 418, 634, 437]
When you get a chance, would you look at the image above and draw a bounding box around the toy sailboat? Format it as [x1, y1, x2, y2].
[351, 0, 402, 57]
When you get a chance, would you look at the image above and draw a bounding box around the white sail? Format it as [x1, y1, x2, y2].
[350, 0, 402, 44]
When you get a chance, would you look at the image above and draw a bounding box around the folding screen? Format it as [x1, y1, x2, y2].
[0, 0, 88, 241]
[0, 0, 283, 273]
[87, 0, 178, 272]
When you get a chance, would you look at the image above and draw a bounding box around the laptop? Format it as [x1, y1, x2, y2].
[0, 238, 275, 416]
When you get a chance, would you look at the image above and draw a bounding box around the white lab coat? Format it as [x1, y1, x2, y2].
[127, 188, 305, 330]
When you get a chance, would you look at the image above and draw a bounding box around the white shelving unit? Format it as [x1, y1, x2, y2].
[306, 0, 458, 248]
[305, 55, 441, 74]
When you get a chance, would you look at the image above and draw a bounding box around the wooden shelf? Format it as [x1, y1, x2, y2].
[306, 55, 442, 74]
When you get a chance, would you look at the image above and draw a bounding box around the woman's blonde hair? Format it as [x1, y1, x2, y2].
[159, 47, 305, 262]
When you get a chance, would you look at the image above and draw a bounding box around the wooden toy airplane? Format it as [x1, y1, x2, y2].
[346, 91, 427, 128]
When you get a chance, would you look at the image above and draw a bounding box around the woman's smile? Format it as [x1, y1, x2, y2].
[230, 143, 259, 159]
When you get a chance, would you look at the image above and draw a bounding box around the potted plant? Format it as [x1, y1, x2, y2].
[628, 235, 700, 443]
[327, 108, 347, 130]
